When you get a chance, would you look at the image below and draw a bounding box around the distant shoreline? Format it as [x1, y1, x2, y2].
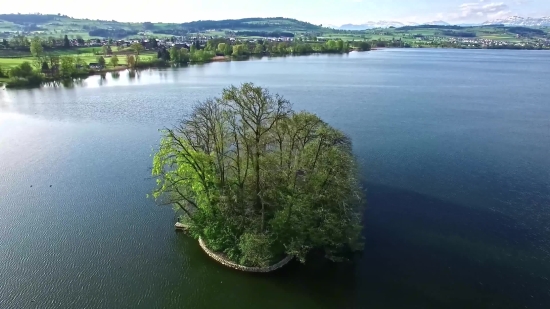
[2, 47, 548, 90]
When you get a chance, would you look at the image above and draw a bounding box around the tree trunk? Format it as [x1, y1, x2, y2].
[256, 139, 263, 231]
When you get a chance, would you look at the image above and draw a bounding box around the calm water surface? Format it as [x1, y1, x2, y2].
[1, 49, 549, 308]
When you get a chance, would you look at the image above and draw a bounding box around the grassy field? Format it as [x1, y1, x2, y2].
[0, 51, 157, 70]
[478, 34, 520, 42]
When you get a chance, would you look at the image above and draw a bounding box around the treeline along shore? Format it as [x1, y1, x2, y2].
[0, 35, 371, 88]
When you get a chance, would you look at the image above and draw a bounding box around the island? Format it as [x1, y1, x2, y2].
[151, 83, 364, 270]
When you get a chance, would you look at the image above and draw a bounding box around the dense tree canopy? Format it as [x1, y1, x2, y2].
[152, 84, 364, 267]
[130, 42, 144, 55]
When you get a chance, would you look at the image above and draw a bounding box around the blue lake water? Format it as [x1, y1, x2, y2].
[1, 49, 549, 308]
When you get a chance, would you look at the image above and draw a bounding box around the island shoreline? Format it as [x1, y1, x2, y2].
[198, 237, 293, 273]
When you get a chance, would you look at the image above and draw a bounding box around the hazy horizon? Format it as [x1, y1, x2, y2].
[2, 0, 549, 26]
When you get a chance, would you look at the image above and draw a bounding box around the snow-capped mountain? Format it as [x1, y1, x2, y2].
[338, 21, 419, 30]
[483, 16, 550, 27]
[335, 16, 550, 30]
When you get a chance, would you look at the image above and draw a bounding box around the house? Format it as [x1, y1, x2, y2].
[172, 43, 189, 49]
[88, 63, 104, 70]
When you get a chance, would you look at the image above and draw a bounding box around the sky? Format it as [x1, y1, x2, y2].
[2, 0, 549, 26]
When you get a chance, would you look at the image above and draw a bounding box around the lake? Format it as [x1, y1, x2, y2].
[1, 49, 549, 309]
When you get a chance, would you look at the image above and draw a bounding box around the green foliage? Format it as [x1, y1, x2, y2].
[101, 45, 112, 55]
[204, 40, 215, 51]
[180, 48, 190, 63]
[238, 232, 273, 267]
[10, 35, 30, 48]
[230, 40, 351, 56]
[217, 43, 226, 55]
[134, 57, 169, 69]
[6, 61, 44, 88]
[130, 43, 144, 55]
[354, 41, 371, 51]
[253, 44, 264, 54]
[152, 84, 364, 266]
[9, 61, 34, 78]
[325, 40, 337, 51]
[30, 37, 43, 58]
[189, 50, 215, 63]
[5, 76, 41, 88]
[223, 44, 232, 56]
[97, 56, 106, 67]
[324, 40, 347, 53]
[126, 55, 136, 68]
[232, 44, 246, 57]
[169, 46, 180, 63]
[109, 55, 119, 67]
[60, 56, 75, 77]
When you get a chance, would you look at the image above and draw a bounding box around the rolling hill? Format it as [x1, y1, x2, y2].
[0, 14, 324, 39]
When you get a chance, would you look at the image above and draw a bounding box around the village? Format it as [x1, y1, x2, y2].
[65, 32, 550, 51]
[41, 34, 295, 50]
[396, 34, 550, 49]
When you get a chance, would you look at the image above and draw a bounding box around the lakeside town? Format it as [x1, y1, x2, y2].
[410, 35, 550, 49]
[4, 31, 549, 51]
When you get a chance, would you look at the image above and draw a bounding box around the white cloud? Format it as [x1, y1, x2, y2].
[444, 1, 513, 21]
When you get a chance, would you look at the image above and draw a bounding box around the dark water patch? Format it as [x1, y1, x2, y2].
[364, 183, 550, 308]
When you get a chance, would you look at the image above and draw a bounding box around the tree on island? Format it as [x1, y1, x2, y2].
[152, 83, 364, 267]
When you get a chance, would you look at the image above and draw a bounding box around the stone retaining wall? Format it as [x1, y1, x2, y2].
[198, 237, 293, 273]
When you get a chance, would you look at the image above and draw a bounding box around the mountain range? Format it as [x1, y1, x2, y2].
[482, 16, 550, 27]
[335, 16, 550, 30]
[336, 21, 448, 30]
